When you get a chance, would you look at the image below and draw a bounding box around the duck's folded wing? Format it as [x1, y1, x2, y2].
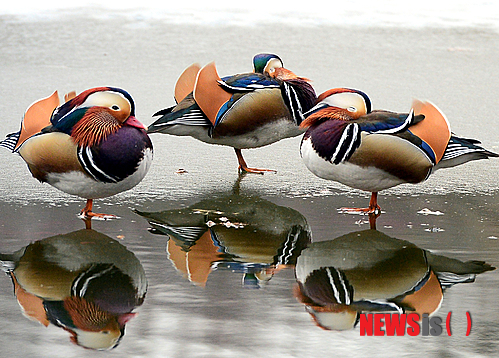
[218, 73, 280, 92]
[356, 110, 422, 134]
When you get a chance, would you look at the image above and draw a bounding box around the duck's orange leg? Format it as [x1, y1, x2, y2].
[368, 211, 380, 230]
[235, 148, 276, 174]
[79, 199, 118, 220]
[339, 192, 381, 215]
[367, 192, 381, 213]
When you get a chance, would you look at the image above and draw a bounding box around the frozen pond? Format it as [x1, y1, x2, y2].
[0, 8, 499, 357]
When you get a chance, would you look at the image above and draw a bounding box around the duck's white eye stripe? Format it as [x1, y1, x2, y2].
[324, 92, 367, 115]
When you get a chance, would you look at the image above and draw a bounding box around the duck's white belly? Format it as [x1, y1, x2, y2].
[47, 148, 153, 199]
[300, 138, 404, 192]
[217, 118, 304, 149]
[167, 118, 303, 149]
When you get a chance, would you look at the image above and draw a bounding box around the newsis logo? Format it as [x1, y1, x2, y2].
[359, 312, 472, 336]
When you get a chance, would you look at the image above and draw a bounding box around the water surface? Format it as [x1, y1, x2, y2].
[0, 12, 498, 357]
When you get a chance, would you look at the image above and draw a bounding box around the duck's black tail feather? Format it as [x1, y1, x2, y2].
[434, 135, 498, 170]
[0, 131, 21, 152]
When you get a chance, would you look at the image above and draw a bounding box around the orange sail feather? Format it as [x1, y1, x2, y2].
[15, 91, 60, 151]
[411, 100, 451, 163]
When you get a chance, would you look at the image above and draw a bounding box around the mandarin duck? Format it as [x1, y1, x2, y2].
[136, 192, 311, 287]
[0, 229, 147, 350]
[299, 88, 499, 213]
[0, 87, 153, 219]
[148, 53, 316, 173]
[294, 229, 494, 330]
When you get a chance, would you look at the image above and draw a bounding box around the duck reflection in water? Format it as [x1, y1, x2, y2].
[0, 229, 147, 350]
[294, 229, 494, 330]
[137, 192, 311, 288]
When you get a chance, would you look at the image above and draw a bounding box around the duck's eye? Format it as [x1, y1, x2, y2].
[347, 106, 357, 112]
[111, 105, 120, 111]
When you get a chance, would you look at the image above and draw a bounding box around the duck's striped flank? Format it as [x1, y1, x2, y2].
[77, 146, 119, 183]
[325, 267, 353, 305]
[331, 123, 361, 164]
[72, 263, 115, 297]
[275, 225, 303, 266]
[281, 82, 305, 125]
